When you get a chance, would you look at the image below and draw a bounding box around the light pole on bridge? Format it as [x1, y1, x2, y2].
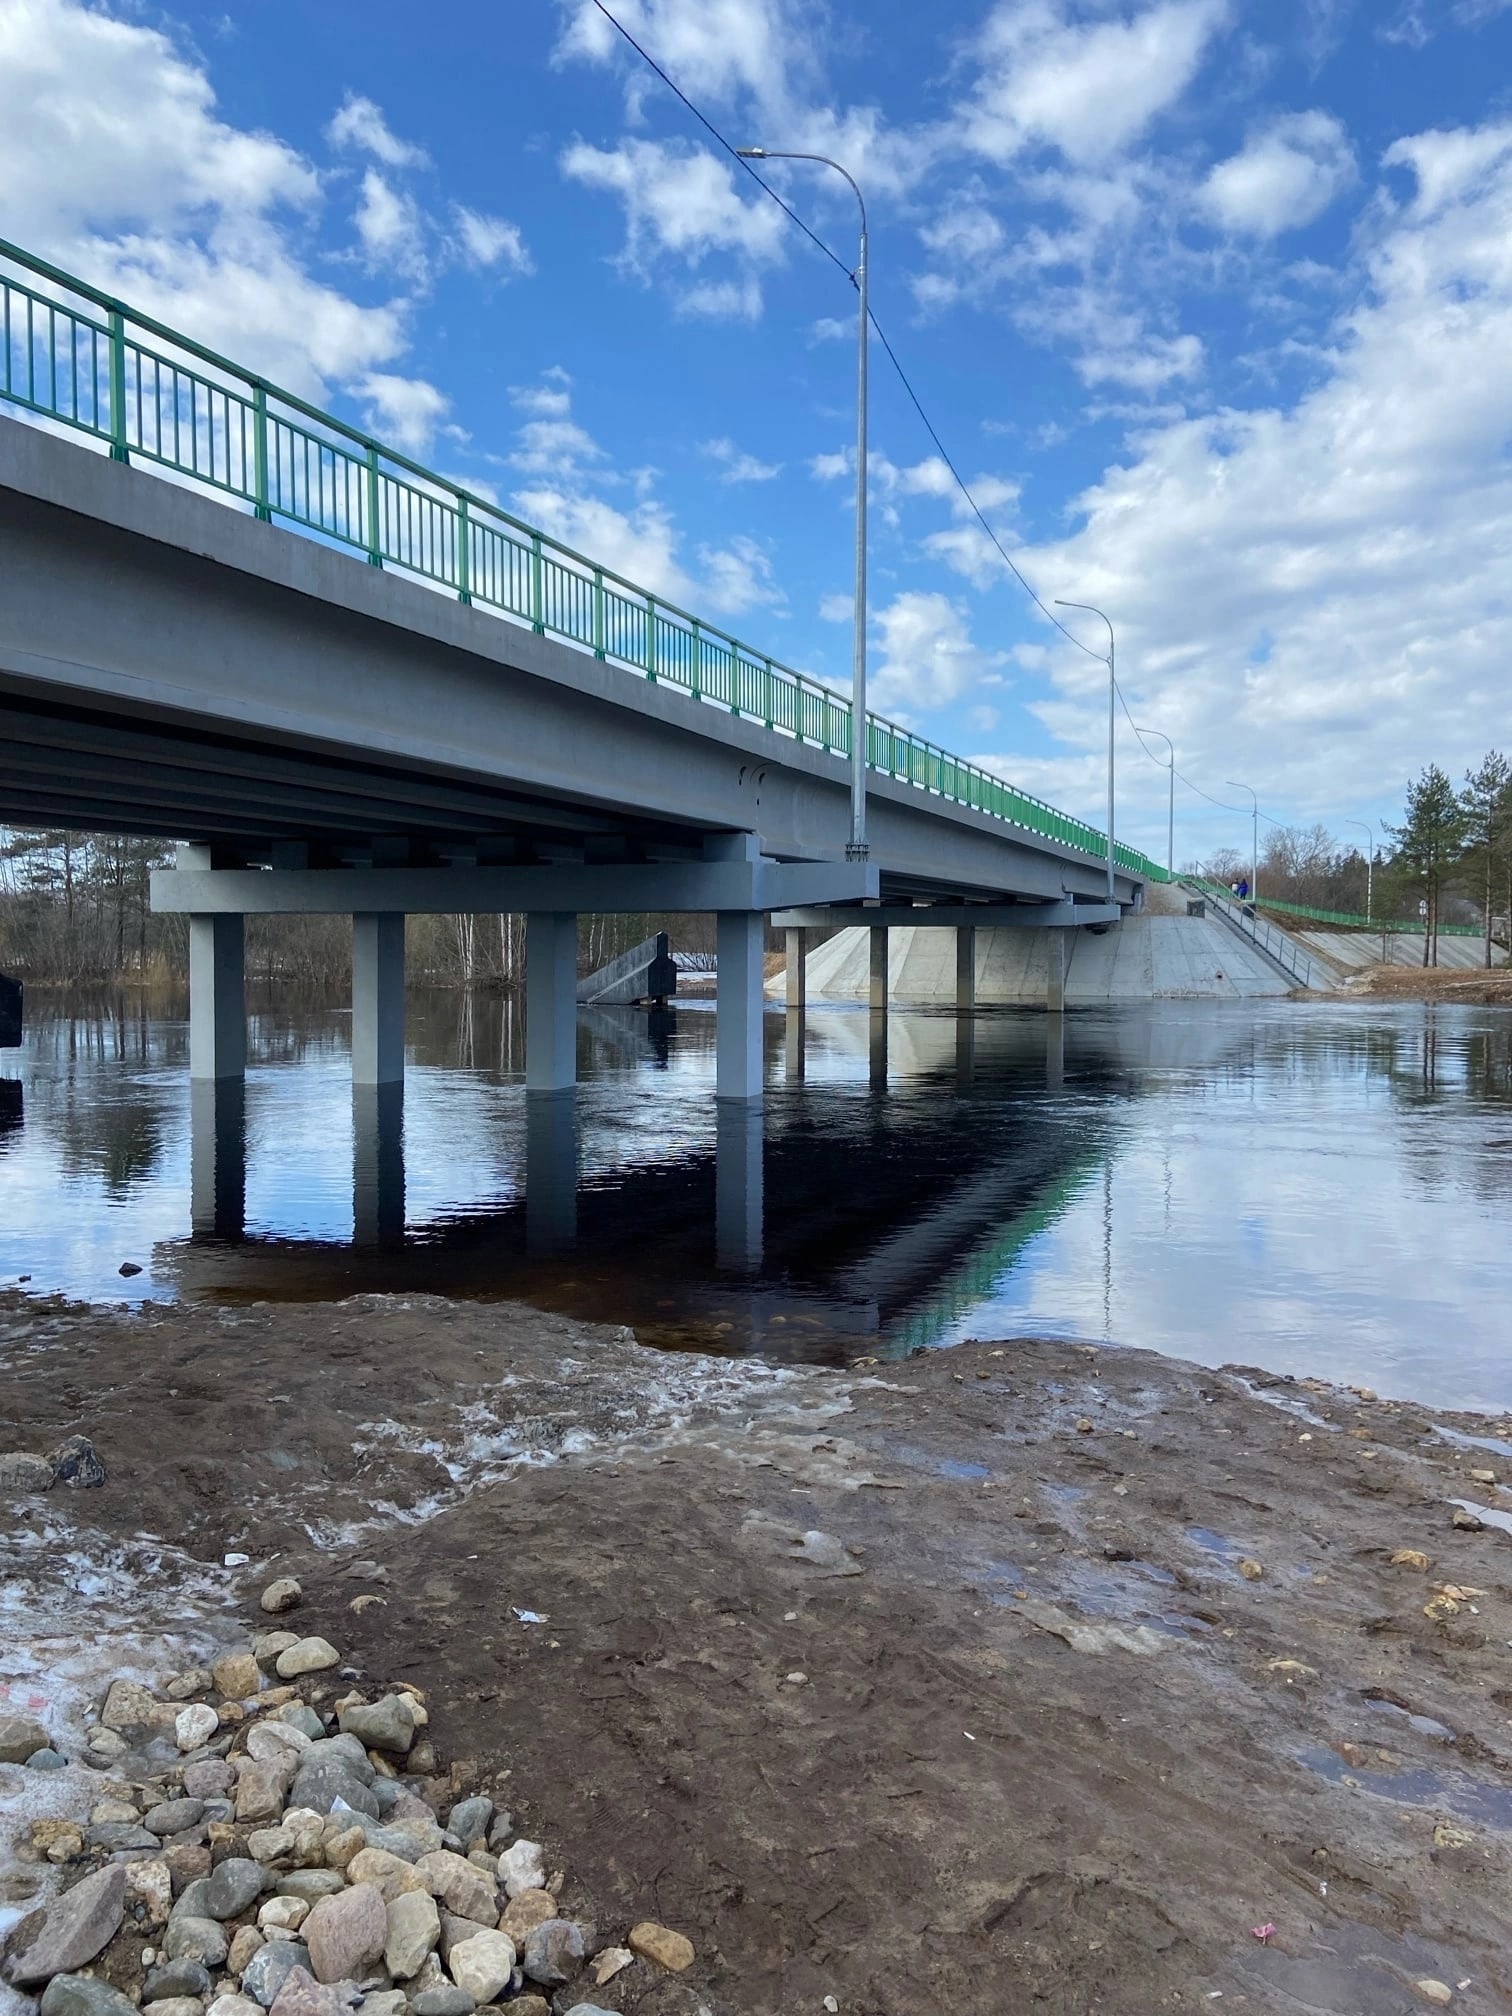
[1227, 780, 1259, 903]
[1136, 724, 1175, 878]
[1345, 818, 1375, 921]
[1053, 600, 1117, 905]
[738, 145, 870, 862]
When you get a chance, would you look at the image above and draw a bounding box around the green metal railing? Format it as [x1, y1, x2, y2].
[1190, 882, 1481, 936]
[0, 235, 1170, 884]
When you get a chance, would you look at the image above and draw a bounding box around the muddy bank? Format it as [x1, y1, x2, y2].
[1339, 965, 1512, 1004]
[6, 1292, 1512, 2013]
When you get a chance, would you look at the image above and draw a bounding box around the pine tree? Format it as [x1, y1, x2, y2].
[1460, 751, 1511, 969]
[1387, 764, 1465, 967]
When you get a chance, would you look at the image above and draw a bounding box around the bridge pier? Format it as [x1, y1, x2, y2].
[715, 1100, 764, 1272]
[956, 925, 976, 1014]
[188, 912, 245, 1084]
[526, 1089, 578, 1252]
[526, 912, 579, 1092]
[1047, 929, 1068, 1012]
[353, 1082, 405, 1247]
[190, 1078, 245, 1238]
[716, 911, 766, 1101]
[785, 928, 807, 1011]
[869, 925, 889, 1011]
[352, 913, 406, 1087]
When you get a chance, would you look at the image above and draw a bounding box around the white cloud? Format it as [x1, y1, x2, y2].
[451, 205, 533, 276]
[703, 438, 782, 482]
[995, 115, 1512, 849]
[963, 0, 1230, 168]
[810, 315, 852, 343]
[356, 373, 451, 455]
[562, 137, 786, 268]
[871, 591, 1008, 717]
[510, 370, 574, 420]
[326, 93, 429, 169]
[354, 168, 429, 281]
[819, 592, 853, 622]
[1077, 329, 1204, 390]
[698, 533, 783, 615]
[678, 275, 764, 320]
[1201, 111, 1356, 238]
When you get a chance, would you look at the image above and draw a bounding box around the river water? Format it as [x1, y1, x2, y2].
[1, 990, 1509, 1410]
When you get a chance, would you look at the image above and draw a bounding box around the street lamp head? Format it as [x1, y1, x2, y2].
[735, 147, 767, 158]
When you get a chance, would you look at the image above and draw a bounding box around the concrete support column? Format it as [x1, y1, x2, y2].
[785, 1008, 806, 1083]
[716, 911, 765, 1101]
[526, 1090, 578, 1252]
[352, 913, 406, 1087]
[715, 1101, 764, 1273]
[189, 1079, 245, 1239]
[189, 913, 245, 1083]
[526, 912, 578, 1092]
[1047, 929, 1068, 1013]
[353, 1082, 405, 1248]
[785, 928, 807, 1011]
[869, 925, 889, 1011]
[1046, 1012, 1065, 1089]
[955, 926, 976, 1015]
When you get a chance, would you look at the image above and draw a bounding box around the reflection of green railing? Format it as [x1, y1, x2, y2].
[882, 1154, 1100, 1357]
[1191, 882, 1481, 936]
[0, 235, 1173, 883]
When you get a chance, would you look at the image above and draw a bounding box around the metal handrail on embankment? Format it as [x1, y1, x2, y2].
[1184, 881, 1316, 989]
[0, 234, 1170, 886]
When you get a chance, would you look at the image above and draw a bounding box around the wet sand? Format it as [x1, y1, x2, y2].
[5, 1291, 1512, 2013]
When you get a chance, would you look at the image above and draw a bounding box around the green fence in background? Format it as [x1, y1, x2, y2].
[0, 235, 1171, 885]
[1191, 882, 1482, 936]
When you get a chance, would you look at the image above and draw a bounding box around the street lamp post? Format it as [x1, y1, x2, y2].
[1227, 781, 1258, 904]
[1136, 725, 1174, 877]
[1054, 601, 1116, 904]
[1345, 818, 1375, 921]
[738, 146, 869, 861]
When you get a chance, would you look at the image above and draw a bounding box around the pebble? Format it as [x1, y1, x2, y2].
[237, 1758, 299, 1825]
[101, 1680, 175, 1733]
[0, 1450, 55, 1493]
[259, 1580, 303, 1616]
[39, 1979, 138, 2016]
[275, 1639, 339, 1680]
[175, 1704, 220, 1753]
[142, 1959, 213, 2002]
[212, 1653, 263, 1701]
[258, 1899, 309, 1934]
[446, 1797, 492, 1849]
[1416, 1986, 1453, 2008]
[521, 1918, 583, 1988]
[183, 1759, 236, 1799]
[228, 1927, 265, 1975]
[1238, 1559, 1264, 1581]
[302, 1881, 387, 1983]
[499, 1891, 559, 1943]
[125, 1861, 174, 1927]
[589, 1947, 632, 1987]
[409, 1990, 475, 2016]
[240, 1940, 310, 2007]
[246, 1724, 309, 1766]
[274, 1872, 346, 1904]
[338, 1695, 416, 1755]
[165, 1669, 213, 1702]
[447, 1930, 517, 2003]
[628, 1921, 695, 1974]
[26, 1747, 68, 1770]
[203, 1857, 269, 1920]
[51, 1435, 106, 1487]
[497, 1839, 545, 1900]
[162, 1916, 230, 1968]
[209, 2000, 265, 2016]
[266, 1966, 347, 2016]
[6, 1863, 126, 1983]
[144, 1799, 208, 1837]
[417, 1850, 497, 1927]
[348, 1847, 429, 1901]
[384, 1891, 441, 1980]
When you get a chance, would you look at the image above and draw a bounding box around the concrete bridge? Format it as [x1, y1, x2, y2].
[0, 236, 1162, 1104]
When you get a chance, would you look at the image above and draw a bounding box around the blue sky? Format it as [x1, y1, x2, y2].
[3, 0, 1511, 868]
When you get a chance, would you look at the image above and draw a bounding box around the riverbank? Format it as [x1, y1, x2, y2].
[1338, 964, 1512, 1004]
[5, 1293, 1512, 2013]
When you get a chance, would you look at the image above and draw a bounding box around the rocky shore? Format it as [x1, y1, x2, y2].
[6, 1290, 1512, 2012]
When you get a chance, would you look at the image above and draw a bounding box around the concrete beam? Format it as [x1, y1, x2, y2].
[153, 855, 880, 917]
[352, 914, 405, 1087]
[770, 901, 1123, 930]
[526, 913, 578, 1092]
[716, 911, 765, 1101]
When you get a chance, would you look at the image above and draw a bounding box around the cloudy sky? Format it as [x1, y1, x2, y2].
[2, 0, 1509, 867]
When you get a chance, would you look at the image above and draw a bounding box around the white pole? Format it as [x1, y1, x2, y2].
[1136, 726, 1174, 877]
[1345, 818, 1374, 921]
[1227, 781, 1258, 902]
[1055, 600, 1116, 903]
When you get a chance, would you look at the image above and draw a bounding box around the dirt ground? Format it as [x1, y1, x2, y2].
[1338, 964, 1512, 1005]
[6, 1290, 1512, 2014]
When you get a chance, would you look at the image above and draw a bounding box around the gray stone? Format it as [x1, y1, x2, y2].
[5, 1864, 126, 1984]
[368, 1778, 402, 1817]
[330, 1811, 439, 1863]
[176, 1704, 221, 1753]
[274, 1639, 339, 1681]
[241, 1941, 310, 2008]
[416, 1852, 495, 1928]
[447, 1931, 516, 2004]
[50, 1434, 106, 1486]
[39, 1977, 138, 2016]
[237, 1757, 299, 1825]
[86, 1821, 161, 1852]
[146, 1999, 203, 2016]
[289, 1764, 378, 1821]
[143, 1960, 214, 2002]
[276, 1706, 325, 1742]
[259, 1580, 303, 1616]
[409, 1993, 474, 2016]
[101, 1679, 175, 1734]
[300, 1737, 374, 1785]
[0, 1712, 52, 1764]
[445, 1800, 491, 1851]
[204, 1859, 269, 1921]
[183, 1760, 236, 1801]
[275, 1873, 346, 1904]
[208, 1998, 264, 2016]
[0, 1451, 54, 1493]
[303, 1885, 387, 1985]
[336, 1698, 415, 1756]
[267, 1971, 350, 2016]
[163, 1916, 231, 1968]
[383, 1891, 440, 1981]
[521, 1921, 583, 1989]
[145, 1800, 208, 1837]
[26, 1747, 68, 1769]
[171, 1878, 215, 1922]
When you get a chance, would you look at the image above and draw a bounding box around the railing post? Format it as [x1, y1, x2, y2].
[690, 619, 702, 698]
[252, 384, 271, 522]
[763, 659, 774, 731]
[646, 596, 658, 682]
[457, 495, 472, 605]
[107, 309, 129, 464]
[365, 443, 383, 567]
[530, 531, 545, 632]
[592, 566, 604, 658]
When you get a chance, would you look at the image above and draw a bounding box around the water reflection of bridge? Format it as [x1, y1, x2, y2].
[166, 1005, 1260, 1364]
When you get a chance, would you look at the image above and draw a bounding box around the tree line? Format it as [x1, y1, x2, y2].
[1203, 752, 1510, 968]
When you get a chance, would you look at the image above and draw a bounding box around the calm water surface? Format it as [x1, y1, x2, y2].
[2, 990, 1510, 1410]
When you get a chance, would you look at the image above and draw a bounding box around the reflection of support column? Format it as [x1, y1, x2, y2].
[1045, 1011, 1065, 1089]
[1047, 929, 1068, 1012]
[352, 1082, 405, 1249]
[352, 913, 406, 1086]
[869, 1009, 888, 1084]
[189, 914, 245, 1082]
[869, 925, 889, 1012]
[716, 911, 765, 1101]
[715, 1099, 764, 1274]
[526, 913, 578, 1092]
[525, 1089, 578, 1252]
[785, 927, 807, 1011]
[189, 1078, 245, 1240]
[955, 925, 976, 1014]
[785, 1007, 806, 1082]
